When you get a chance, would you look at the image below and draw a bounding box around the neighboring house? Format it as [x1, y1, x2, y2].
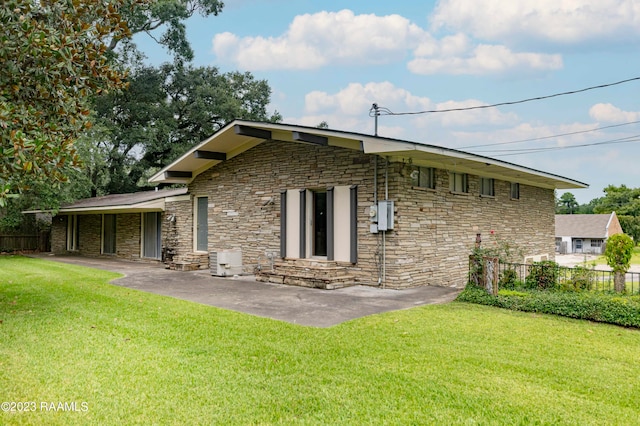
[555, 212, 623, 254]
[49, 188, 189, 262]
[49, 120, 587, 288]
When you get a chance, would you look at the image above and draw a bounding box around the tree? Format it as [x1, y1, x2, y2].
[90, 63, 282, 194]
[590, 185, 640, 240]
[556, 192, 578, 214]
[593, 185, 640, 217]
[109, 0, 224, 62]
[604, 233, 635, 292]
[0, 0, 146, 206]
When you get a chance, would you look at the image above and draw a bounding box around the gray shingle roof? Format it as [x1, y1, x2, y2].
[60, 188, 187, 209]
[555, 214, 612, 238]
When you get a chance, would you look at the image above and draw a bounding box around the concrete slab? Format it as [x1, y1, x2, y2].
[29, 254, 461, 327]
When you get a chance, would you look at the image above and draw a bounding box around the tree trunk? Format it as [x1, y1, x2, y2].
[614, 271, 626, 293]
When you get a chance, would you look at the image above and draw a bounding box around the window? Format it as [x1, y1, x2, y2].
[142, 212, 161, 259]
[195, 196, 208, 252]
[66, 214, 79, 251]
[411, 167, 436, 189]
[102, 214, 116, 254]
[510, 182, 520, 199]
[449, 172, 468, 193]
[591, 239, 603, 248]
[480, 178, 495, 197]
[282, 186, 357, 263]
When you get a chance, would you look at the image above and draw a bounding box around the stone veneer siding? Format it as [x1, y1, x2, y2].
[183, 140, 555, 288]
[51, 212, 159, 262]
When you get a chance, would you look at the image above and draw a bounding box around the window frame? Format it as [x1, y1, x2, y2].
[194, 196, 208, 253]
[449, 172, 468, 194]
[480, 177, 495, 197]
[411, 166, 436, 190]
[101, 214, 116, 255]
[510, 182, 520, 200]
[66, 214, 79, 251]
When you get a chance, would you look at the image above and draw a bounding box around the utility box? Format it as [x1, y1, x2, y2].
[210, 250, 243, 277]
[377, 200, 395, 231]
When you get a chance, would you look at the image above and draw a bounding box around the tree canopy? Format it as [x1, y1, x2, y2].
[88, 63, 281, 194]
[109, 0, 224, 62]
[556, 192, 579, 214]
[0, 0, 146, 206]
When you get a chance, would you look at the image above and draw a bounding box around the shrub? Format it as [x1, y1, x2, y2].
[563, 265, 596, 291]
[457, 285, 640, 328]
[605, 234, 635, 292]
[499, 268, 518, 289]
[525, 261, 560, 290]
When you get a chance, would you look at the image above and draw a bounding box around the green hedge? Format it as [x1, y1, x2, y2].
[457, 285, 640, 328]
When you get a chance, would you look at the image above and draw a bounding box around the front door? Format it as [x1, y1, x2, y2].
[313, 191, 327, 256]
[574, 239, 583, 253]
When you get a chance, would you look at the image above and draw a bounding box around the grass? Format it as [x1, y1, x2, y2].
[593, 246, 640, 266]
[2, 256, 640, 425]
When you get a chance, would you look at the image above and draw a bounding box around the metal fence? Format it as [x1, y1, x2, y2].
[497, 261, 640, 295]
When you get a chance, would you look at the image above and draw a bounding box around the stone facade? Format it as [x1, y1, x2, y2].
[162, 198, 208, 269]
[51, 212, 156, 262]
[180, 140, 555, 288]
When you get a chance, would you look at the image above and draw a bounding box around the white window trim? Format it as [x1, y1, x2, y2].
[193, 196, 208, 253]
[101, 214, 116, 255]
[480, 177, 495, 198]
[510, 182, 520, 200]
[66, 214, 79, 251]
[449, 172, 469, 194]
[140, 212, 162, 260]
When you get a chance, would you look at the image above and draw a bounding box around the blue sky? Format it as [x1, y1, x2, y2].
[136, 0, 640, 204]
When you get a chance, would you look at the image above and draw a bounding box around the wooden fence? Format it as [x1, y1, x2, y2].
[0, 232, 50, 252]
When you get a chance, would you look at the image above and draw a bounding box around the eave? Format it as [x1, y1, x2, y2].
[149, 119, 588, 190]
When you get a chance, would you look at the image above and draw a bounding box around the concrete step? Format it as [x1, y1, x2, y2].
[256, 271, 356, 290]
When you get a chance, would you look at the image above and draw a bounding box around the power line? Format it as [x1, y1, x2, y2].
[484, 134, 640, 157]
[369, 76, 640, 117]
[458, 120, 640, 150]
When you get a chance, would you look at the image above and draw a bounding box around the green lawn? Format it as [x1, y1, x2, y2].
[1, 256, 640, 425]
[593, 246, 640, 266]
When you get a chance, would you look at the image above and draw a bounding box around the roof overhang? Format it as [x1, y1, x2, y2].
[149, 120, 588, 190]
[23, 192, 190, 215]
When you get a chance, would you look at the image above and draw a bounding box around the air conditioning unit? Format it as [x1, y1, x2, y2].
[210, 250, 243, 277]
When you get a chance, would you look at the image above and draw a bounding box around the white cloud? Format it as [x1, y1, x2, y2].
[409, 42, 562, 75]
[589, 103, 640, 123]
[304, 82, 433, 116]
[212, 10, 425, 71]
[212, 9, 563, 76]
[430, 0, 640, 46]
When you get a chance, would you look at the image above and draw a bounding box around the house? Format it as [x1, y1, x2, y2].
[50, 188, 189, 262]
[50, 120, 587, 288]
[555, 212, 623, 254]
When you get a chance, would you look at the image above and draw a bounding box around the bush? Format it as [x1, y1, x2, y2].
[456, 285, 640, 328]
[562, 265, 596, 292]
[499, 268, 518, 289]
[525, 261, 560, 290]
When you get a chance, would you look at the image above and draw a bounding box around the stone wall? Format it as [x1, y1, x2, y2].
[184, 140, 556, 288]
[50, 212, 159, 262]
[51, 215, 67, 253]
[163, 199, 208, 269]
[116, 213, 141, 260]
[383, 164, 555, 287]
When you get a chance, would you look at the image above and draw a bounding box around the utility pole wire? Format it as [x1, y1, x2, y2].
[374, 76, 640, 116]
[458, 120, 640, 149]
